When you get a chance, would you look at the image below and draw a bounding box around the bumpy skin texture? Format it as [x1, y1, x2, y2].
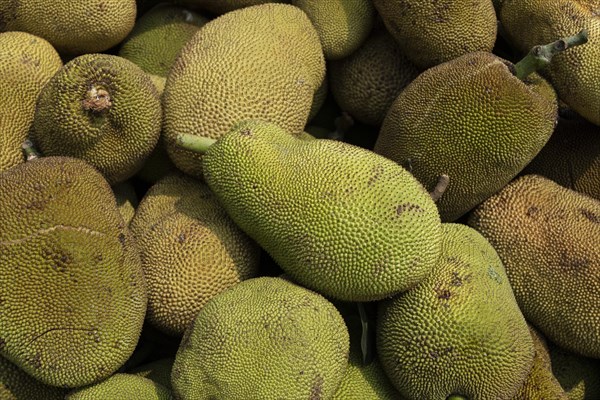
[0, 355, 67, 400]
[329, 30, 419, 126]
[549, 345, 600, 400]
[375, 51, 558, 222]
[292, 0, 375, 60]
[118, 4, 208, 94]
[513, 325, 568, 400]
[202, 120, 441, 302]
[0, 157, 147, 388]
[31, 54, 162, 185]
[172, 0, 288, 15]
[162, 3, 324, 178]
[377, 223, 534, 400]
[171, 277, 349, 400]
[0, 32, 62, 173]
[130, 357, 175, 390]
[66, 374, 172, 400]
[523, 116, 600, 200]
[500, 0, 600, 126]
[468, 175, 600, 359]
[372, 0, 497, 69]
[0, 0, 136, 55]
[131, 174, 261, 336]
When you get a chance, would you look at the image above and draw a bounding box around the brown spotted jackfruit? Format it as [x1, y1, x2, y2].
[0, 0, 136, 55]
[0, 156, 147, 388]
[468, 175, 600, 359]
[162, 3, 324, 178]
[0, 32, 62, 173]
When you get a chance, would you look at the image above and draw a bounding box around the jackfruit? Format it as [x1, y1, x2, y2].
[376, 223, 533, 400]
[308, 75, 329, 122]
[130, 357, 174, 390]
[0, 32, 62, 173]
[0, 0, 136, 55]
[499, 0, 600, 126]
[113, 181, 139, 226]
[66, 374, 172, 400]
[0, 355, 67, 400]
[170, 276, 350, 400]
[329, 29, 419, 126]
[468, 175, 600, 359]
[178, 120, 442, 302]
[291, 0, 375, 60]
[162, 3, 324, 177]
[118, 3, 208, 94]
[549, 345, 600, 400]
[513, 325, 568, 400]
[131, 174, 261, 336]
[522, 114, 600, 200]
[172, 0, 287, 15]
[0, 156, 147, 388]
[375, 51, 558, 221]
[31, 54, 162, 185]
[371, 0, 497, 69]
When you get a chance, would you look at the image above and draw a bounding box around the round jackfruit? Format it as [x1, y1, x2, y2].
[0, 32, 62, 173]
[329, 29, 420, 126]
[132, 174, 261, 336]
[129, 357, 174, 390]
[31, 54, 162, 185]
[0, 0, 136, 55]
[523, 114, 600, 200]
[0, 156, 147, 388]
[0, 355, 67, 400]
[499, 0, 600, 126]
[468, 175, 600, 359]
[371, 0, 497, 69]
[376, 223, 534, 400]
[291, 0, 376, 60]
[162, 3, 324, 177]
[171, 277, 350, 400]
[66, 374, 172, 400]
[375, 51, 558, 221]
[118, 3, 208, 94]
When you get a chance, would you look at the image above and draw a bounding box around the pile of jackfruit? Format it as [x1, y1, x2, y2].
[1, 0, 600, 399]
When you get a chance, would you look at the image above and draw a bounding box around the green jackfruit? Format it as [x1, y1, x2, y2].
[31, 54, 162, 184]
[372, 0, 497, 69]
[130, 357, 174, 390]
[0, 156, 147, 388]
[171, 277, 349, 400]
[377, 223, 533, 400]
[0, 32, 62, 173]
[375, 51, 558, 221]
[0, 355, 67, 400]
[499, 0, 600, 125]
[0, 0, 136, 55]
[183, 120, 441, 302]
[162, 3, 324, 178]
[118, 3, 208, 94]
[131, 174, 261, 336]
[291, 0, 376, 60]
[66, 374, 172, 400]
[468, 175, 600, 359]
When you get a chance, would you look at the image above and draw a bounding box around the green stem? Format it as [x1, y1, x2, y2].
[22, 139, 40, 161]
[514, 29, 588, 80]
[176, 133, 217, 154]
[447, 396, 468, 400]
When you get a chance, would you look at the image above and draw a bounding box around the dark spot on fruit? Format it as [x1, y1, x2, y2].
[437, 288, 451, 300]
[178, 233, 186, 243]
[27, 353, 42, 369]
[526, 206, 539, 217]
[581, 208, 600, 224]
[241, 128, 252, 136]
[396, 202, 424, 216]
[368, 164, 384, 186]
[309, 375, 324, 400]
[118, 233, 126, 244]
[97, 2, 106, 11]
[450, 272, 463, 286]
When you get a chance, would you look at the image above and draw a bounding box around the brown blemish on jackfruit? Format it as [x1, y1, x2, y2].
[309, 375, 324, 400]
[581, 208, 600, 224]
[396, 202, 424, 215]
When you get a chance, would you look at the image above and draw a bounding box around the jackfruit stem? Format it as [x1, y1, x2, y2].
[22, 139, 40, 161]
[430, 174, 450, 202]
[513, 29, 588, 80]
[176, 133, 217, 154]
[446, 395, 468, 400]
[82, 86, 112, 113]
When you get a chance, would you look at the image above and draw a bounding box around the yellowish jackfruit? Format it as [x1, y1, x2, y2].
[291, 0, 375, 60]
[31, 54, 162, 184]
[468, 175, 600, 359]
[66, 373, 172, 400]
[0, 32, 62, 173]
[376, 223, 533, 400]
[171, 277, 349, 400]
[0, 156, 147, 388]
[0, 0, 136, 55]
[162, 3, 324, 177]
[0, 355, 67, 400]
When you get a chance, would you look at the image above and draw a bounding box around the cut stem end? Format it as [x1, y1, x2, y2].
[430, 174, 450, 202]
[22, 139, 40, 161]
[82, 86, 112, 113]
